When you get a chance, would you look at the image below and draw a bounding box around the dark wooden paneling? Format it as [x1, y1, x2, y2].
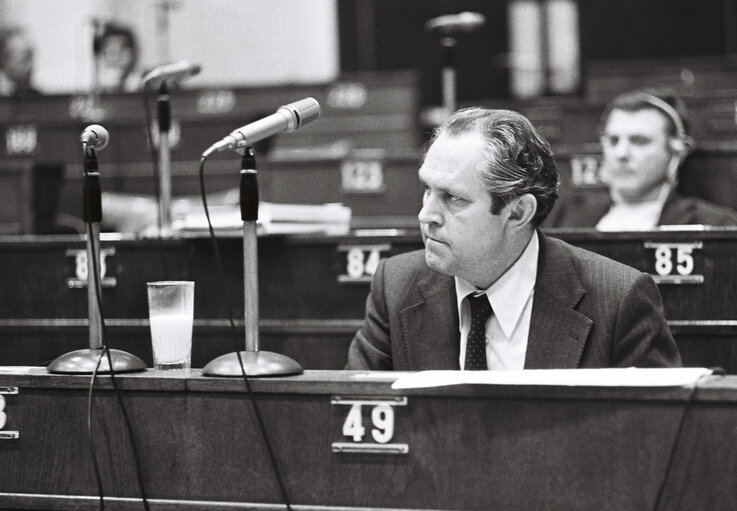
[2, 231, 737, 371]
[0, 371, 736, 509]
[2, 231, 735, 321]
[584, 57, 737, 101]
[0, 72, 422, 234]
[476, 94, 737, 147]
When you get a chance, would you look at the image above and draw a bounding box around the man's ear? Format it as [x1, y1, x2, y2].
[506, 193, 537, 228]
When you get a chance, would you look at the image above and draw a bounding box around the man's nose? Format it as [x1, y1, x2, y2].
[611, 139, 630, 159]
[418, 193, 442, 225]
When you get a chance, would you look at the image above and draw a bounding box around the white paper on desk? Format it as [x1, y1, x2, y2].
[171, 202, 351, 235]
[391, 367, 714, 389]
[0, 366, 45, 374]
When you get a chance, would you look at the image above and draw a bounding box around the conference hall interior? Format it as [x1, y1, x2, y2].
[1, 1, 737, 510]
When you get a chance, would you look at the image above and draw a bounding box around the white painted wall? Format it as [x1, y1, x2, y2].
[0, 0, 339, 93]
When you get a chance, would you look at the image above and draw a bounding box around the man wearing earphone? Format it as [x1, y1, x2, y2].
[546, 90, 737, 229]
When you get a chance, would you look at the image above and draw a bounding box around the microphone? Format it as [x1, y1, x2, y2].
[202, 97, 321, 158]
[424, 12, 486, 34]
[140, 60, 202, 88]
[80, 124, 109, 151]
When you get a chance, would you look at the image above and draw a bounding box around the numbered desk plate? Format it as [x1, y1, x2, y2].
[0, 387, 19, 440]
[644, 241, 704, 284]
[332, 395, 408, 454]
[65, 247, 117, 288]
[337, 244, 390, 283]
[4, 125, 38, 156]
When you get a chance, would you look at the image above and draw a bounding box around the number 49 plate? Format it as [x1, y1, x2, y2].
[331, 395, 408, 454]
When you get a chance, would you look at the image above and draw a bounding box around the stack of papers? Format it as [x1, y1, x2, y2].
[172, 201, 352, 235]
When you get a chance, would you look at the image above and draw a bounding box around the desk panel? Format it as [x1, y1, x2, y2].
[0, 370, 734, 510]
[0, 72, 421, 234]
[1, 231, 735, 321]
[1, 231, 737, 371]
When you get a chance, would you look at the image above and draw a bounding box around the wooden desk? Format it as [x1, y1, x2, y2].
[475, 92, 737, 148]
[0, 368, 733, 510]
[0, 71, 421, 234]
[1, 230, 737, 370]
[584, 57, 737, 102]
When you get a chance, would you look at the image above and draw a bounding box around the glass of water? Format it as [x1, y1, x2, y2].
[147, 281, 194, 370]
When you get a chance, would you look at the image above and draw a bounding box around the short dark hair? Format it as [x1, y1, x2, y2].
[431, 107, 560, 226]
[600, 89, 690, 139]
[95, 23, 138, 76]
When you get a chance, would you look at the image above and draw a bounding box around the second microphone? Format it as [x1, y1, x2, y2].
[202, 97, 321, 158]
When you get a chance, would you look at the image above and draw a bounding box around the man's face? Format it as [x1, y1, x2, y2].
[600, 108, 675, 201]
[3, 33, 34, 83]
[418, 132, 513, 289]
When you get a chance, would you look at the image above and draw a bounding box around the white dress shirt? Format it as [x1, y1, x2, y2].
[455, 231, 539, 370]
[596, 182, 672, 231]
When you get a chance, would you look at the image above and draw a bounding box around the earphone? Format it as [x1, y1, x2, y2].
[640, 92, 694, 156]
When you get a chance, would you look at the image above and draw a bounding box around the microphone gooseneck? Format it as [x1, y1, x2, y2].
[201, 97, 321, 158]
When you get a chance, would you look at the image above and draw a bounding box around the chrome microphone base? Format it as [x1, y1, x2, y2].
[202, 350, 303, 377]
[47, 348, 147, 374]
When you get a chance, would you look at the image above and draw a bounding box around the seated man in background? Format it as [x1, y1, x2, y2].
[0, 26, 40, 97]
[345, 107, 681, 371]
[545, 90, 737, 229]
[94, 23, 140, 93]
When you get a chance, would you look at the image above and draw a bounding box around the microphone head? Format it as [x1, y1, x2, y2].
[424, 11, 486, 34]
[278, 97, 321, 131]
[80, 124, 109, 151]
[140, 60, 202, 88]
[202, 98, 321, 158]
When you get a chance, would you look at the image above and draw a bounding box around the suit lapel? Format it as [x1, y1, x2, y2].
[658, 190, 691, 225]
[399, 270, 460, 370]
[525, 234, 593, 369]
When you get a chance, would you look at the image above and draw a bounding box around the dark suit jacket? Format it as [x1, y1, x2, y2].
[545, 190, 737, 228]
[345, 233, 682, 370]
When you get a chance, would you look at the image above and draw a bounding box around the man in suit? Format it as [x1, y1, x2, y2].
[545, 90, 737, 229]
[345, 107, 682, 371]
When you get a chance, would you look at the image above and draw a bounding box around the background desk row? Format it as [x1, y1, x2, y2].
[1, 230, 736, 371]
[4, 71, 737, 234]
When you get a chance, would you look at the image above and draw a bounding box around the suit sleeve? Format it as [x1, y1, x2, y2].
[611, 272, 683, 368]
[344, 258, 394, 370]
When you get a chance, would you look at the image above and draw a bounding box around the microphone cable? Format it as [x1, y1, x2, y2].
[86, 342, 108, 510]
[83, 145, 151, 511]
[651, 367, 725, 510]
[198, 155, 294, 511]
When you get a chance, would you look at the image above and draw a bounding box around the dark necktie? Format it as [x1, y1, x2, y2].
[464, 293, 492, 370]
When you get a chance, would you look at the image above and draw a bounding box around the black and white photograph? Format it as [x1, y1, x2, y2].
[0, 1, 735, 509]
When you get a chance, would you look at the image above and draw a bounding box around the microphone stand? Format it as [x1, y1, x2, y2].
[48, 147, 145, 374]
[203, 148, 303, 377]
[440, 36, 458, 115]
[157, 80, 172, 235]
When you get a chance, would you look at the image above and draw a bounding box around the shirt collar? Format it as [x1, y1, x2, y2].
[455, 231, 539, 339]
[599, 182, 673, 231]
[610, 180, 672, 207]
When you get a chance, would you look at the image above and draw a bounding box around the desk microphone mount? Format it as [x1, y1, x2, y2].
[156, 80, 173, 236]
[48, 138, 145, 374]
[203, 148, 303, 377]
[424, 12, 486, 119]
